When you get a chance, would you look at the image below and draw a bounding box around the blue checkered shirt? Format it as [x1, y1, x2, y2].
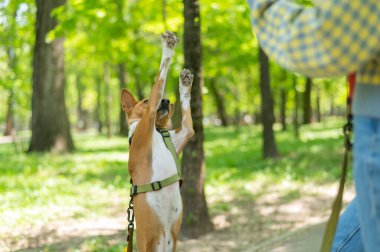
[248, 0, 380, 86]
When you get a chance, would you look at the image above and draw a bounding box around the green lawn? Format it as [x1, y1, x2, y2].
[205, 122, 344, 186]
[0, 120, 349, 251]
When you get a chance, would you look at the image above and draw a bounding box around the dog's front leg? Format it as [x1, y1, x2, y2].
[171, 69, 195, 154]
[134, 31, 178, 145]
[148, 31, 178, 114]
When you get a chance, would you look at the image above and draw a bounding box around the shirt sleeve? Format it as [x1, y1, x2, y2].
[248, 0, 380, 77]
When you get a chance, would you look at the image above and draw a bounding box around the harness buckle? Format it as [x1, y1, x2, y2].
[130, 185, 138, 197]
[151, 181, 162, 191]
[162, 131, 170, 138]
[157, 128, 170, 137]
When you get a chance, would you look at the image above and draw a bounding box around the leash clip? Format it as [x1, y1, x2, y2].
[343, 121, 353, 151]
[126, 195, 135, 241]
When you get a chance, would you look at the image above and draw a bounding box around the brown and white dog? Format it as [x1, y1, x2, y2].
[120, 31, 194, 252]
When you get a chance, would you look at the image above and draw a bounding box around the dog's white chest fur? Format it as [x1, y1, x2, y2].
[146, 129, 182, 251]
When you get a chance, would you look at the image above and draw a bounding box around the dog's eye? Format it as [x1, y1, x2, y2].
[143, 99, 148, 104]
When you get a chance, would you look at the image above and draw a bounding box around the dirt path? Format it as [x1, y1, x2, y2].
[1, 184, 355, 252]
[242, 223, 325, 252]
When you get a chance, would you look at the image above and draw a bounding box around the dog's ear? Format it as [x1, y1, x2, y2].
[121, 89, 138, 113]
[168, 103, 175, 119]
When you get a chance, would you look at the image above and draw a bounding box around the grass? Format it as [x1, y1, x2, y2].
[205, 120, 345, 186]
[0, 120, 350, 251]
[0, 134, 130, 230]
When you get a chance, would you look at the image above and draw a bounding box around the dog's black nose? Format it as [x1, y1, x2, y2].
[161, 99, 170, 104]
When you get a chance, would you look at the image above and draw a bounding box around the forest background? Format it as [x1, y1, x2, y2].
[0, 0, 352, 251]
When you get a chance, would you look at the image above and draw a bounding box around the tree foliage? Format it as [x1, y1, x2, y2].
[0, 0, 34, 128]
[0, 0, 347, 136]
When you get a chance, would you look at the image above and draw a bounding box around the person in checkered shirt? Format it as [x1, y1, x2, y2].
[247, 0, 380, 251]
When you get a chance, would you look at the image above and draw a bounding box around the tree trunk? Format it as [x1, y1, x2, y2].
[162, 0, 168, 30]
[303, 77, 312, 124]
[29, 0, 74, 153]
[103, 62, 112, 138]
[315, 86, 321, 122]
[293, 75, 300, 139]
[76, 75, 88, 130]
[330, 99, 335, 116]
[96, 75, 103, 134]
[181, 0, 213, 238]
[172, 87, 182, 129]
[209, 78, 228, 126]
[132, 29, 145, 100]
[4, 8, 17, 137]
[259, 47, 279, 158]
[135, 73, 144, 100]
[4, 90, 14, 136]
[76, 75, 83, 129]
[280, 87, 287, 131]
[118, 63, 129, 136]
[232, 86, 240, 132]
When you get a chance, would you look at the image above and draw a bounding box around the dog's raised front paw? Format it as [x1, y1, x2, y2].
[180, 69, 194, 88]
[161, 31, 178, 49]
[179, 69, 193, 107]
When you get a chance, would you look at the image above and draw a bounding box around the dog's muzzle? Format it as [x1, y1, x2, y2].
[157, 99, 170, 113]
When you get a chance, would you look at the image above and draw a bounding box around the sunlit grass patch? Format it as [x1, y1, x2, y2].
[205, 121, 345, 185]
[0, 134, 130, 230]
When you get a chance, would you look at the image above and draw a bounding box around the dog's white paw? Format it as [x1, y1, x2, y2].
[161, 31, 178, 49]
[179, 69, 193, 110]
[180, 69, 193, 88]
